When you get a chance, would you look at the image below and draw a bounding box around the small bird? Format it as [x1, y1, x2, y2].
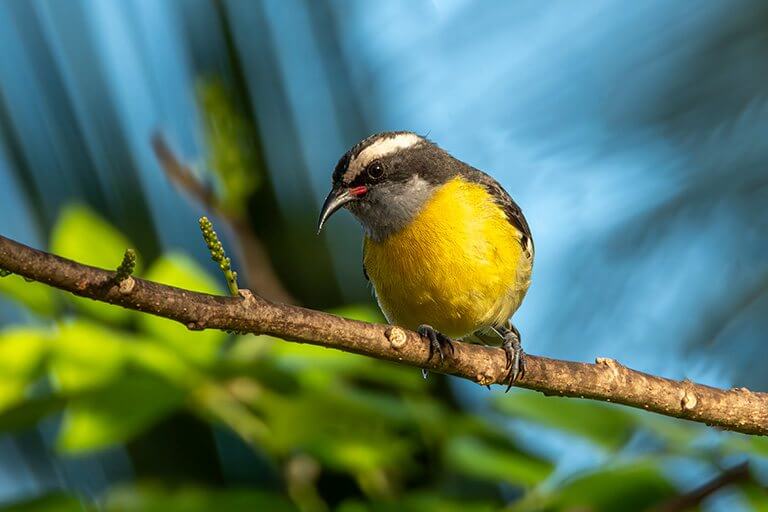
[317, 132, 533, 388]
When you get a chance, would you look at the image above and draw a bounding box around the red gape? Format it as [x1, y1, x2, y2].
[349, 186, 368, 197]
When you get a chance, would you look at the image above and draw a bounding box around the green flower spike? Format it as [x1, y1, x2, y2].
[115, 249, 136, 283]
[199, 216, 239, 296]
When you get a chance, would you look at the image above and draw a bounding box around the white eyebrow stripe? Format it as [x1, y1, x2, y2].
[346, 133, 423, 180]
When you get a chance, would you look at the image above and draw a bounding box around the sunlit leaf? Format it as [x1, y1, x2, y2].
[57, 372, 184, 453]
[0, 327, 50, 411]
[50, 320, 127, 393]
[445, 436, 552, 488]
[0, 273, 57, 316]
[105, 485, 297, 512]
[50, 204, 140, 324]
[0, 327, 49, 377]
[493, 391, 637, 449]
[137, 253, 226, 366]
[0, 380, 27, 411]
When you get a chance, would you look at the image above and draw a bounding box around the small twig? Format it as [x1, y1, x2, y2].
[653, 462, 752, 512]
[199, 216, 239, 296]
[114, 249, 136, 283]
[152, 133, 296, 304]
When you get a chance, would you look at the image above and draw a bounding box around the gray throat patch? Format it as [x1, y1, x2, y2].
[348, 175, 437, 242]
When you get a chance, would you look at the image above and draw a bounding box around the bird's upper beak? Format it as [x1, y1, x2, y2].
[317, 187, 355, 234]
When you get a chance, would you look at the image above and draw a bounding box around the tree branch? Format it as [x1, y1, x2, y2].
[1, 234, 767, 436]
[654, 462, 752, 512]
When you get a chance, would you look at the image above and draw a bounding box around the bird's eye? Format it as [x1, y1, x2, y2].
[365, 160, 384, 181]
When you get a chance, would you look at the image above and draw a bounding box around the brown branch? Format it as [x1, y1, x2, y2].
[151, 133, 296, 304]
[654, 462, 752, 512]
[1, 233, 767, 436]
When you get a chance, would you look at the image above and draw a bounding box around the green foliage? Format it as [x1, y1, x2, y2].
[444, 436, 552, 487]
[1, 203, 766, 511]
[0, 273, 57, 315]
[493, 391, 637, 450]
[510, 462, 677, 512]
[197, 78, 262, 217]
[57, 372, 185, 453]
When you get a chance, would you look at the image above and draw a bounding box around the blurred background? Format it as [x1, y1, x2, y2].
[0, 0, 767, 510]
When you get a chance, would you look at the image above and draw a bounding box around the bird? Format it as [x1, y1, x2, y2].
[317, 131, 534, 388]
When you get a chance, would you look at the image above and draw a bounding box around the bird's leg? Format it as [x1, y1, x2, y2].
[417, 325, 455, 379]
[497, 323, 525, 392]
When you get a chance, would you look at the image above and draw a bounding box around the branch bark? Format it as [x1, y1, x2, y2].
[1, 234, 767, 436]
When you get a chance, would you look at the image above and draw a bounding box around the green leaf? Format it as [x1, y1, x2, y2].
[0, 327, 50, 411]
[137, 253, 226, 366]
[493, 390, 637, 450]
[0, 327, 49, 377]
[553, 462, 676, 512]
[444, 436, 552, 487]
[0, 395, 66, 431]
[511, 461, 676, 512]
[0, 493, 86, 512]
[105, 485, 297, 512]
[50, 204, 140, 324]
[197, 78, 262, 217]
[0, 273, 57, 316]
[338, 493, 498, 512]
[57, 372, 184, 453]
[50, 320, 127, 393]
[741, 482, 768, 511]
[0, 380, 27, 411]
[723, 433, 768, 460]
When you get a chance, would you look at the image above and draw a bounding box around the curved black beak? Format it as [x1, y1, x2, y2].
[317, 187, 354, 234]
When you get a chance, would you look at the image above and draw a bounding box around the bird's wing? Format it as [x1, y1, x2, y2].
[462, 168, 534, 257]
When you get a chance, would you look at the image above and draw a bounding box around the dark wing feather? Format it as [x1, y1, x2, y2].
[460, 167, 534, 257]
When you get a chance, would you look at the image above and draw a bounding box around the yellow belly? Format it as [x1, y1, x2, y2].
[363, 177, 532, 338]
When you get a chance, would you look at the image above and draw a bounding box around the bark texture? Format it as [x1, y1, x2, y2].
[1, 234, 766, 436]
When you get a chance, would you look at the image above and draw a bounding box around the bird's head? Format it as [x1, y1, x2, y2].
[317, 131, 454, 241]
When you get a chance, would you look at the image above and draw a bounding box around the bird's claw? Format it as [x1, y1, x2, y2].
[418, 325, 454, 378]
[418, 324, 455, 362]
[502, 327, 525, 392]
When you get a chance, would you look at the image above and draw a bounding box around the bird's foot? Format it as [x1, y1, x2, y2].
[501, 325, 525, 392]
[418, 324, 455, 379]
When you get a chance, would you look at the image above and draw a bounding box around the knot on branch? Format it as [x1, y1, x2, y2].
[385, 326, 408, 350]
[595, 356, 624, 381]
[680, 380, 698, 412]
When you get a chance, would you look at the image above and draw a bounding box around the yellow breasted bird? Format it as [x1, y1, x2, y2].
[317, 132, 534, 387]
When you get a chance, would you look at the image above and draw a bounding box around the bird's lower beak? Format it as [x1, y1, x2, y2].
[317, 188, 354, 234]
